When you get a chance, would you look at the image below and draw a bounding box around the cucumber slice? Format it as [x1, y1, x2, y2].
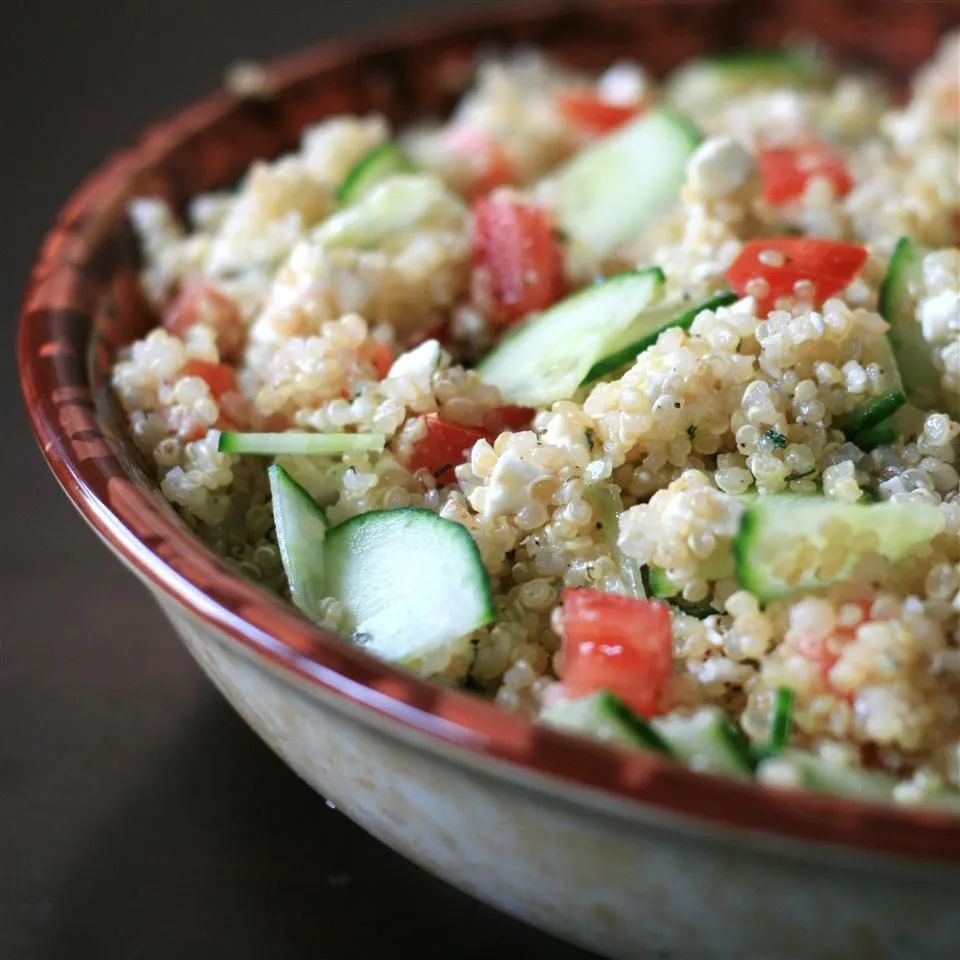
[540, 691, 672, 754]
[666, 48, 824, 113]
[336, 143, 415, 205]
[583, 483, 645, 598]
[476, 269, 665, 406]
[652, 707, 754, 778]
[554, 108, 699, 258]
[314, 174, 464, 250]
[218, 432, 385, 456]
[760, 749, 895, 803]
[323, 508, 495, 670]
[733, 495, 945, 605]
[268, 464, 327, 621]
[835, 335, 905, 438]
[880, 236, 957, 415]
[584, 291, 737, 383]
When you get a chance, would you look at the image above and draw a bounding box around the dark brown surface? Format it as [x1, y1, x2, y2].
[2, 2, 595, 958]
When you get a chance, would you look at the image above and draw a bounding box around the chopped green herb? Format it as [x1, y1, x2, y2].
[786, 468, 816, 481]
[754, 687, 795, 762]
[686, 424, 698, 440]
[764, 429, 788, 449]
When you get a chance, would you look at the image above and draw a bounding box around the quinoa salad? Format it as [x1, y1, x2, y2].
[113, 35, 960, 809]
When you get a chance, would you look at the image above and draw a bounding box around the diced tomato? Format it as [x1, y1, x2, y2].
[726, 237, 868, 315]
[556, 90, 642, 136]
[182, 359, 237, 400]
[164, 284, 244, 359]
[561, 589, 673, 718]
[444, 125, 514, 197]
[481, 404, 536, 434]
[758, 141, 854, 205]
[368, 341, 394, 380]
[794, 600, 871, 697]
[408, 415, 486, 484]
[406, 405, 537, 484]
[473, 197, 564, 325]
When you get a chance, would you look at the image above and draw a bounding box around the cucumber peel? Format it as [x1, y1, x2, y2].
[268, 464, 327, 621]
[880, 236, 958, 416]
[219, 431, 385, 456]
[583, 291, 738, 382]
[476, 269, 665, 406]
[323, 508, 495, 670]
[733, 495, 945, 604]
[555, 108, 699, 258]
[336, 143, 415, 205]
[541, 691, 672, 754]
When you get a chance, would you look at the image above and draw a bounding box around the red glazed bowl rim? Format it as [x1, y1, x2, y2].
[19, 0, 960, 864]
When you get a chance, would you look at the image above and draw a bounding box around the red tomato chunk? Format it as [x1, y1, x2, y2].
[445, 125, 514, 197]
[164, 283, 244, 360]
[556, 90, 642, 136]
[758, 141, 854, 205]
[473, 197, 564, 325]
[182, 359, 237, 400]
[561, 589, 673, 718]
[408, 415, 486, 485]
[408, 405, 537, 484]
[726, 237, 868, 315]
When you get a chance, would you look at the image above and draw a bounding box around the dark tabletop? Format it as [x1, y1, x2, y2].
[1, 3, 595, 957]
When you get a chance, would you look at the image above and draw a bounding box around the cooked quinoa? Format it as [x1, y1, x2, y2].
[114, 35, 960, 807]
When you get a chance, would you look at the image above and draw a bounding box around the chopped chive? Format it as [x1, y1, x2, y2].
[768, 687, 795, 754]
[763, 428, 787, 449]
[750, 688, 795, 764]
[218, 431, 385, 456]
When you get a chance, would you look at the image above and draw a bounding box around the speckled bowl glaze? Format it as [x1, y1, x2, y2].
[19, 2, 960, 957]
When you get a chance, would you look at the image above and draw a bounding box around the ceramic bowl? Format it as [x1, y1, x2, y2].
[19, 2, 960, 957]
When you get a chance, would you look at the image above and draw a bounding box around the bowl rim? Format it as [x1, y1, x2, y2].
[19, 0, 960, 864]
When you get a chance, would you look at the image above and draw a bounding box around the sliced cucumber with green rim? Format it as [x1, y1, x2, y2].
[336, 143, 415, 205]
[219, 431, 385, 456]
[652, 707, 754, 777]
[666, 48, 824, 113]
[835, 334, 905, 438]
[323, 508, 495, 670]
[733, 495, 945, 605]
[476, 268, 665, 406]
[584, 292, 738, 383]
[268, 464, 327, 621]
[540, 691, 671, 754]
[314, 174, 464, 250]
[583, 483, 645, 598]
[760, 748, 895, 803]
[554, 108, 699, 258]
[880, 236, 958, 416]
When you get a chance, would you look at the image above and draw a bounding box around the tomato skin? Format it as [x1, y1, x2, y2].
[408, 415, 486, 484]
[481, 404, 536, 434]
[473, 197, 564, 326]
[556, 90, 642, 135]
[561, 589, 673, 718]
[407, 405, 538, 484]
[444, 125, 514, 197]
[794, 600, 871, 698]
[368, 341, 394, 380]
[726, 237, 868, 315]
[758, 141, 853, 204]
[164, 283, 243, 359]
[182, 359, 237, 400]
